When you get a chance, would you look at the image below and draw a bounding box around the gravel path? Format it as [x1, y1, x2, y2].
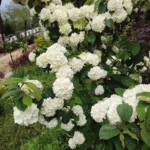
[0, 44, 36, 78]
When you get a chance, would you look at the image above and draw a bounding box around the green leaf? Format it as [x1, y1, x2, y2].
[141, 125, 150, 147]
[141, 144, 150, 150]
[22, 96, 32, 106]
[120, 77, 137, 87]
[144, 106, 150, 132]
[2, 90, 22, 100]
[2, 78, 24, 85]
[94, 0, 102, 11]
[105, 19, 114, 29]
[136, 103, 146, 121]
[74, 96, 82, 104]
[120, 133, 125, 149]
[115, 88, 125, 97]
[131, 42, 140, 57]
[25, 82, 42, 100]
[117, 103, 133, 123]
[96, 144, 104, 150]
[99, 124, 120, 140]
[124, 135, 137, 150]
[137, 92, 150, 102]
[123, 130, 139, 141]
[88, 31, 96, 44]
[113, 138, 124, 150]
[84, 0, 93, 5]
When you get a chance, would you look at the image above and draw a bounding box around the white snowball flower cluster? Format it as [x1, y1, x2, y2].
[36, 53, 49, 68]
[39, 8, 51, 21]
[70, 32, 85, 47]
[41, 97, 64, 117]
[59, 23, 72, 35]
[107, 0, 123, 11]
[88, 66, 107, 81]
[61, 119, 74, 131]
[43, 30, 50, 41]
[68, 131, 85, 149]
[45, 118, 58, 128]
[68, 8, 81, 22]
[56, 65, 74, 79]
[79, 52, 100, 66]
[47, 43, 67, 53]
[95, 85, 104, 95]
[69, 57, 84, 73]
[91, 15, 106, 33]
[72, 105, 87, 126]
[91, 95, 123, 124]
[52, 0, 62, 5]
[28, 52, 36, 62]
[20, 79, 43, 95]
[14, 104, 39, 126]
[53, 78, 74, 100]
[29, 8, 36, 16]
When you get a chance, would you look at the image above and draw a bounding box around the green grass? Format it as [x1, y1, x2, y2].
[0, 63, 67, 150]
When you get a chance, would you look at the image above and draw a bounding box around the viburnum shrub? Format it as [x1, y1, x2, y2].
[2, 0, 150, 149]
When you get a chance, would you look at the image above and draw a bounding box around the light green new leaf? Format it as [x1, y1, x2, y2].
[123, 130, 139, 141]
[136, 104, 146, 121]
[22, 96, 32, 106]
[115, 88, 125, 97]
[99, 124, 120, 140]
[2, 78, 24, 85]
[117, 103, 133, 123]
[120, 133, 125, 149]
[137, 92, 150, 102]
[94, 0, 101, 11]
[84, 0, 93, 5]
[2, 90, 21, 100]
[25, 82, 42, 100]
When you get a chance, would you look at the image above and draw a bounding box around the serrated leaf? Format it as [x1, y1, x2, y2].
[115, 88, 125, 97]
[105, 19, 114, 29]
[120, 133, 125, 149]
[141, 125, 150, 147]
[131, 42, 140, 57]
[113, 138, 124, 150]
[2, 78, 24, 85]
[123, 130, 139, 141]
[144, 106, 150, 132]
[99, 124, 120, 140]
[117, 103, 133, 123]
[22, 96, 32, 106]
[25, 82, 42, 100]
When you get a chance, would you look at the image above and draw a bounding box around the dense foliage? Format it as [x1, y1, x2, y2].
[2, 0, 150, 150]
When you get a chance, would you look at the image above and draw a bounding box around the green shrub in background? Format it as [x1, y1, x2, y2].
[20, 129, 67, 150]
[34, 33, 52, 49]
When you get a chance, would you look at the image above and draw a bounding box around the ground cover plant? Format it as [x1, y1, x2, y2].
[1, 0, 150, 150]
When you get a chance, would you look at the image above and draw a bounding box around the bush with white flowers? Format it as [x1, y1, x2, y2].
[2, 0, 150, 149]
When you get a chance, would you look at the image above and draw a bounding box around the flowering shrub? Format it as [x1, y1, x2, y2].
[2, 0, 150, 149]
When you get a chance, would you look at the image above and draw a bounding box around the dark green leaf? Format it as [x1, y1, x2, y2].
[120, 77, 137, 87]
[124, 135, 137, 150]
[117, 103, 133, 123]
[131, 42, 140, 57]
[99, 124, 120, 140]
[105, 19, 114, 29]
[2, 90, 21, 100]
